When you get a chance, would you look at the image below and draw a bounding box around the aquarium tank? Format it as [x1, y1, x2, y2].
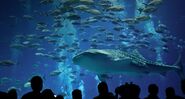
[0, 0, 185, 99]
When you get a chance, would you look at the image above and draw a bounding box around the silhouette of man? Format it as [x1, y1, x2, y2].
[130, 83, 140, 99]
[0, 91, 8, 99]
[21, 76, 43, 99]
[115, 82, 140, 99]
[72, 89, 82, 99]
[181, 79, 185, 94]
[56, 95, 64, 99]
[8, 88, 17, 99]
[41, 89, 55, 99]
[115, 86, 120, 99]
[145, 84, 159, 99]
[166, 87, 185, 99]
[94, 81, 115, 99]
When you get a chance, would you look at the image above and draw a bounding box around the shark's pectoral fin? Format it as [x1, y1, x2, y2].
[97, 74, 112, 81]
[131, 60, 147, 68]
[113, 57, 121, 61]
[97, 74, 105, 81]
[132, 49, 146, 60]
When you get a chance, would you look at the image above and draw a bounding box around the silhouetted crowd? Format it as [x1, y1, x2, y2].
[0, 76, 185, 99]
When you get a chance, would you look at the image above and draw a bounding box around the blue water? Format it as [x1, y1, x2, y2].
[0, 0, 185, 99]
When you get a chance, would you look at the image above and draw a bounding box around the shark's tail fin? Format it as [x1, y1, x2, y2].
[177, 56, 185, 95]
[174, 52, 185, 80]
[174, 51, 185, 94]
[174, 48, 184, 79]
[177, 60, 184, 80]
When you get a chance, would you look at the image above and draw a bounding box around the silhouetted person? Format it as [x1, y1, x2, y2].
[124, 82, 140, 99]
[41, 89, 55, 99]
[130, 83, 140, 99]
[72, 89, 82, 99]
[21, 76, 43, 99]
[166, 87, 185, 99]
[8, 88, 17, 99]
[115, 85, 124, 99]
[0, 91, 8, 99]
[145, 84, 159, 99]
[116, 82, 140, 99]
[55, 95, 64, 99]
[115, 86, 120, 99]
[181, 79, 185, 94]
[94, 81, 115, 99]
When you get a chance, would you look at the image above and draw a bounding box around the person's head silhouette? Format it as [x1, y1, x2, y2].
[98, 81, 108, 95]
[166, 87, 175, 97]
[0, 91, 8, 99]
[116, 85, 125, 97]
[131, 83, 140, 98]
[41, 89, 55, 99]
[72, 89, 82, 99]
[8, 88, 17, 99]
[148, 84, 158, 95]
[56, 95, 64, 99]
[31, 76, 43, 93]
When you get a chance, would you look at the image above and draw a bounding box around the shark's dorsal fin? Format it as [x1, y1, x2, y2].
[132, 49, 145, 60]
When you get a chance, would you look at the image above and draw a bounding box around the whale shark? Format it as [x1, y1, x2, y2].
[72, 49, 184, 79]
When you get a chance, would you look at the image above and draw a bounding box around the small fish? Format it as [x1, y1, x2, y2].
[147, 0, 162, 6]
[67, 13, 81, 20]
[23, 15, 34, 20]
[42, 29, 51, 33]
[142, 6, 157, 13]
[74, 5, 89, 11]
[10, 44, 25, 49]
[40, 0, 54, 4]
[135, 15, 150, 21]
[49, 70, 62, 76]
[86, 9, 101, 15]
[0, 60, 16, 66]
[24, 82, 31, 88]
[22, 41, 30, 45]
[37, 48, 45, 51]
[79, 0, 94, 4]
[107, 5, 125, 11]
